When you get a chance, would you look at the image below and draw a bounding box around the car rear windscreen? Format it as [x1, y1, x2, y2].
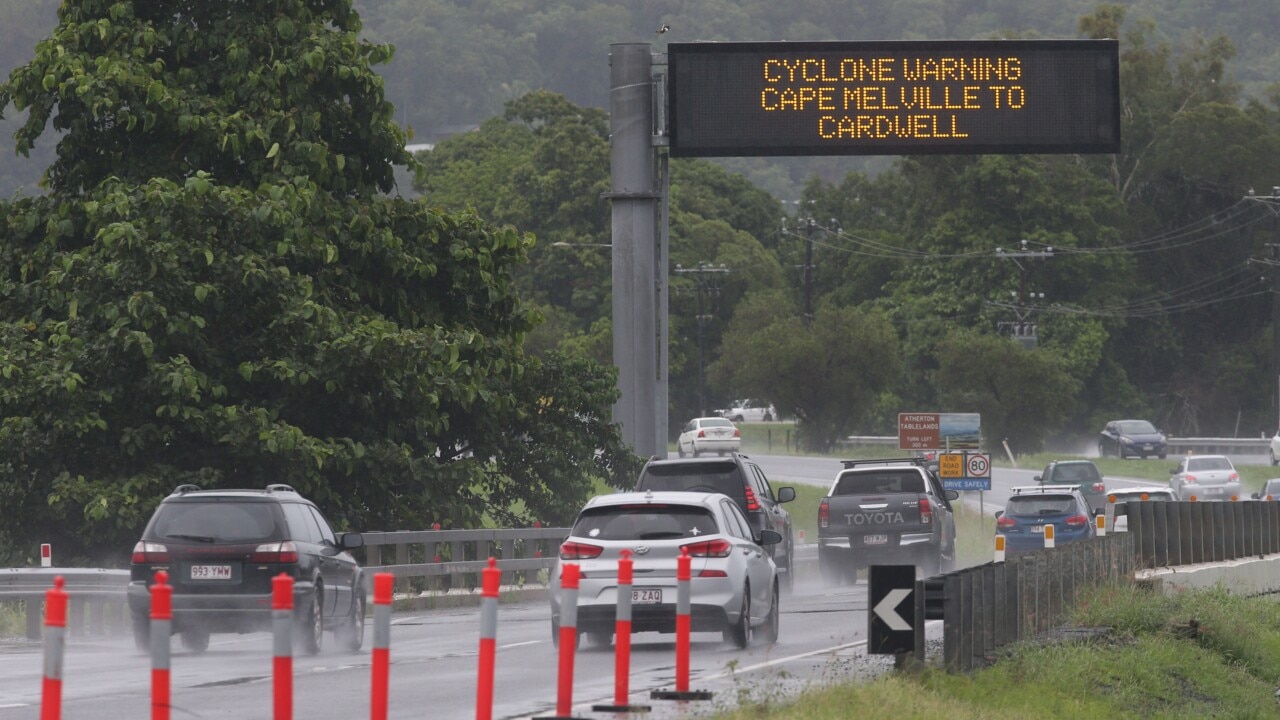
[1187, 457, 1232, 472]
[573, 505, 718, 541]
[638, 463, 746, 503]
[1053, 464, 1099, 484]
[1008, 496, 1077, 515]
[1112, 492, 1172, 503]
[149, 501, 283, 542]
[834, 470, 925, 495]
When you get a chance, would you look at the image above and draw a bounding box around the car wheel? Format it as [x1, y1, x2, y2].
[763, 413, 773, 422]
[677, 444, 686, 458]
[818, 551, 842, 586]
[724, 585, 750, 649]
[180, 628, 209, 653]
[780, 540, 795, 593]
[296, 588, 323, 656]
[131, 612, 150, 652]
[586, 631, 613, 648]
[732, 415, 744, 423]
[918, 552, 941, 578]
[1098, 442, 1107, 458]
[335, 590, 365, 652]
[759, 582, 779, 645]
[692, 447, 701, 458]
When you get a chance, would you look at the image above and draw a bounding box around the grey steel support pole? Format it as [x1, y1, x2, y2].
[609, 43, 661, 458]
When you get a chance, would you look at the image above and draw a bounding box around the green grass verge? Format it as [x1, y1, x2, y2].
[0, 602, 27, 638]
[709, 583, 1280, 718]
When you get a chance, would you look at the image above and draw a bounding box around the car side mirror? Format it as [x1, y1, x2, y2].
[758, 529, 782, 546]
[1169, 468, 1178, 475]
[776, 487, 796, 504]
[945, 490, 959, 501]
[340, 532, 364, 550]
[994, 510, 1004, 519]
[1033, 475, 1042, 483]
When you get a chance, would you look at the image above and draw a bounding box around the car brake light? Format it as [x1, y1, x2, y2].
[1229, 472, 1239, 481]
[250, 541, 299, 563]
[744, 485, 760, 512]
[1065, 514, 1088, 527]
[697, 429, 706, 438]
[1091, 482, 1105, 493]
[682, 539, 732, 557]
[919, 497, 932, 525]
[733, 428, 741, 437]
[698, 569, 729, 578]
[819, 499, 829, 529]
[996, 516, 1016, 528]
[1185, 474, 1197, 483]
[131, 541, 170, 564]
[559, 541, 603, 560]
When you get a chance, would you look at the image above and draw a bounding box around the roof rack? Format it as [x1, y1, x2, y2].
[1012, 484, 1081, 494]
[840, 457, 928, 469]
[171, 484, 202, 495]
[266, 484, 298, 494]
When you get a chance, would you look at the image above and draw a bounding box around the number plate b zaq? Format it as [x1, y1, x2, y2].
[191, 564, 233, 580]
[1031, 525, 1045, 534]
[631, 588, 662, 604]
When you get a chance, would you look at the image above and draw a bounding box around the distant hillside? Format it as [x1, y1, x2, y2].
[2, 0, 1276, 198]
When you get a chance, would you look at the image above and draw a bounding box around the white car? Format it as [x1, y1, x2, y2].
[1270, 430, 1280, 466]
[1105, 486, 1177, 532]
[1168, 455, 1243, 502]
[677, 417, 741, 457]
[549, 491, 781, 649]
[717, 400, 776, 423]
[1252, 478, 1280, 501]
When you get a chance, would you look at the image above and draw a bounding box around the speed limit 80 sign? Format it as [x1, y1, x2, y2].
[966, 453, 991, 478]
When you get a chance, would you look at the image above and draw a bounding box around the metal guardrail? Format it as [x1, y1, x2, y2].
[0, 568, 130, 640]
[930, 500, 1280, 672]
[842, 435, 1271, 456]
[360, 527, 569, 594]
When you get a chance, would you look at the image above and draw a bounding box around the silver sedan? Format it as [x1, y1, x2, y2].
[549, 490, 780, 649]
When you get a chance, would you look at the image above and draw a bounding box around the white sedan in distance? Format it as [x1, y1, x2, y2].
[677, 417, 741, 457]
[1105, 486, 1177, 532]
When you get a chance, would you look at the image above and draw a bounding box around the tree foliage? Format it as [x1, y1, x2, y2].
[0, 0, 637, 565]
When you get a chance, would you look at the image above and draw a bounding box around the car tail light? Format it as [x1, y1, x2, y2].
[819, 499, 829, 529]
[697, 429, 706, 438]
[733, 428, 741, 437]
[1229, 472, 1239, 481]
[919, 497, 933, 525]
[1185, 474, 1197, 483]
[682, 539, 732, 557]
[698, 569, 729, 578]
[249, 541, 299, 563]
[131, 541, 170, 564]
[996, 516, 1017, 528]
[1090, 482, 1105, 493]
[559, 541, 602, 560]
[744, 485, 760, 511]
[1065, 514, 1089, 527]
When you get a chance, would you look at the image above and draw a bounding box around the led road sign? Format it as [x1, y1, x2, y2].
[668, 40, 1120, 157]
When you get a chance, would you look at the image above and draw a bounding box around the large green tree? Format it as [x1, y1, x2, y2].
[0, 0, 636, 565]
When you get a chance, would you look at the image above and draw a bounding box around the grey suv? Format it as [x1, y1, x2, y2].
[128, 484, 366, 654]
[634, 454, 796, 588]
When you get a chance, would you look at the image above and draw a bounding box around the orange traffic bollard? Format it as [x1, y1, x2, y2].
[592, 550, 650, 713]
[150, 571, 173, 720]
[651, 548, 712, 702]
[371, 573, 393, 720]
[272, 573, 293, 720]
[40, 576, 68, 720]
[476, 558, 501, 720]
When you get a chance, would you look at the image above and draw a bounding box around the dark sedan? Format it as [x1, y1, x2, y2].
[1099, 419, 1167, 459]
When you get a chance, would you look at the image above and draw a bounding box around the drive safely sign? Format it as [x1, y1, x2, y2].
[939, 452, 991, 491]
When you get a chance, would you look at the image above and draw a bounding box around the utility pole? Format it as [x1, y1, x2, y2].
[1248, 186, 1280, 430]
[675, 262, 730, 416]
[802, 217, 815, 325]
[995, 239, 1054, 347]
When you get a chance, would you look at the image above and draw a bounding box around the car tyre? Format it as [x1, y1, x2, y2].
[918, 552, 941, 579]
[759, 582, 779, 645]
[335, 590, 365, 652]
[586, 631, 613, 648]
[818, 551, 842, 586]
[180, 628, 209, 653]
[550, 620, 581, 650]
[763, 412, 773, 422]
[296, 588, 323, 656]
[131, 612, 150, 652]
[677, 444, 686, 458]
[692, 447, 700, 458]
[724, 586, 750, 649]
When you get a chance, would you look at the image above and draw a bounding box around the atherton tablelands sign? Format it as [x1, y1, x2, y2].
[668, 39, 1120, 157]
